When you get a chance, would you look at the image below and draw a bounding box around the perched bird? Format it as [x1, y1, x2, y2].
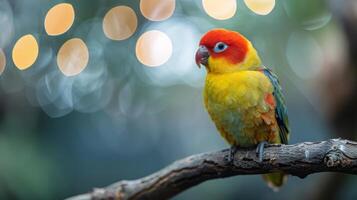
[195, 29, 290, 190]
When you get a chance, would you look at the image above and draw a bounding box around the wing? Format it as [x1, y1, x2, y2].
[262, 67, 290, 144]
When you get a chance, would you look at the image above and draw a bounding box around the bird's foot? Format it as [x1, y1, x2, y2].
[256, 141, 269, 162]
[225, 146, 238, 165]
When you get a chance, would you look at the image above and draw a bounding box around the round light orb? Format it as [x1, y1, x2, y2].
[136, 30, 172, 67]
[45, 3, 75, 36]
[286, 32, 323, 79]
[12, 34, 39, 70]
[0, 49, 5, 75]
[244, 0, 275, 15]
[202, 0, 237, 20]
[103, 6, 138, 41]
[140, 0, 175, 21]
[283, 0, 332, 31]
[57, 38, 89, 76]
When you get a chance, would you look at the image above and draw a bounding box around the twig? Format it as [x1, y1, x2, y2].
[66, 139, 357, 200]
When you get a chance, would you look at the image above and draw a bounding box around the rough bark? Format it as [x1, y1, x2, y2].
[66, 139, 357, 200]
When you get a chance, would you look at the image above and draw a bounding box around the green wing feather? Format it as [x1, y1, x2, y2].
[262, 67, 290, 144]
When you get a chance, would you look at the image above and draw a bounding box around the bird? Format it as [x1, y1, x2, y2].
[195, 29, 290, 190]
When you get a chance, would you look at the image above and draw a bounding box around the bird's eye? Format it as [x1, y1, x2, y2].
[213, 42, 228, 53]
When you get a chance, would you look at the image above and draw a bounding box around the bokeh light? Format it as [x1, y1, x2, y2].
[1, 1, 357, 200]
[202, 0, 237, 20]
[0, 0, 14, 48]
[57, 38, 89, 76]
[12, 34, 39, 70]
[244, 0, 275, 15]
[136, 30, 172, 67]
[44, 3, 75, 36]
[283, 0, 332, 30]
[140, 0, 175, 21]
[286, 32, 323, 79]
[0, 48, 5, 75]
[103, 6, 137, 41]
[138, 18, 204, 87]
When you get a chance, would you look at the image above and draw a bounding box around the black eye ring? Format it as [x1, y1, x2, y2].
[213, 42, 228, 53]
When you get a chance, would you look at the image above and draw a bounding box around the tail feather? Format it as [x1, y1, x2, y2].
[262, 172, 287, 192]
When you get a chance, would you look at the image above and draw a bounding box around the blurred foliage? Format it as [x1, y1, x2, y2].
[283, 0, 332, 30]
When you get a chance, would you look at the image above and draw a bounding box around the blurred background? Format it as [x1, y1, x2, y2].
[0, 0, 356, 199]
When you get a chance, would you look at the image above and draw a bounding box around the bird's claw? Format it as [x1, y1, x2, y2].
[256, 141, 268, 162]
[225, 146, 238, 165]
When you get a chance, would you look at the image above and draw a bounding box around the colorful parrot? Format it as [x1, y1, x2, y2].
[195, 29, 290, 190]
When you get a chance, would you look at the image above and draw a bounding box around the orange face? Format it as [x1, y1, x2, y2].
[195, 29, 249, 68]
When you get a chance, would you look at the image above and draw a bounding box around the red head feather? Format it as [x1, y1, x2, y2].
[199, 29, 249, 64]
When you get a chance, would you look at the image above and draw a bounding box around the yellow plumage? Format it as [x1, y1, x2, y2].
[204, 70, 281, 147]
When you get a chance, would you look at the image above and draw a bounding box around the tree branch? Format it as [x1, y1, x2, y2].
[66, 139, 357, 200]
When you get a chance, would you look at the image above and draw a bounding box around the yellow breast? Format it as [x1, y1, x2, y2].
[204, 71, 275, 146]
[204, 71, 273, 109]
